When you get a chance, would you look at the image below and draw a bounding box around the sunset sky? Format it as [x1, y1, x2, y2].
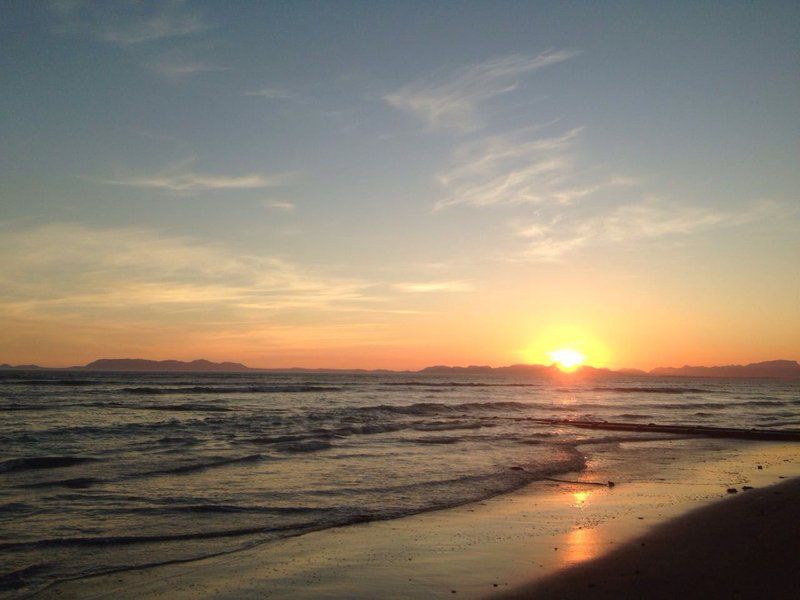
[2, 1, 798, 369]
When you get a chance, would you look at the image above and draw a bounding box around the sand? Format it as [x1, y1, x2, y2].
[35, 438, 799, 599]
[501, 477, 800, 599]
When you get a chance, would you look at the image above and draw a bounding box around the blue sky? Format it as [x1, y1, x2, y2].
[1, 1, 798, 368]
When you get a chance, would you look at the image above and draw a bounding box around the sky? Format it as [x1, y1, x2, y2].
[1, 0, 798, 370]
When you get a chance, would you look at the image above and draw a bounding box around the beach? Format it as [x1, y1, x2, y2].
[35, 437, 798, 599]
[503, 477, 800, 599]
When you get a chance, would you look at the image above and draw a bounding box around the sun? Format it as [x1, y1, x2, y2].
[548, 348, 586, 372]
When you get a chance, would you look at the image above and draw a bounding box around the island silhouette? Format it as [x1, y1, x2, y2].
[2, 358, 799, 378]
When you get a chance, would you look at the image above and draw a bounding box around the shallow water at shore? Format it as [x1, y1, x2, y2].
[1, 371, 798, 595]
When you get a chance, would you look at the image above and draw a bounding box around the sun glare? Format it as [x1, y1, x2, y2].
[549, 348, 586, 372]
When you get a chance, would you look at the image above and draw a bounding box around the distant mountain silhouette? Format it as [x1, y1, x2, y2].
[0, 358, 798, 378]
[649, 360, 800, 379]
[81, 359, 253, 372]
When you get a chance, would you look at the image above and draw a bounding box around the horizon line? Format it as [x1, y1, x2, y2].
[2, 356, 799, 374]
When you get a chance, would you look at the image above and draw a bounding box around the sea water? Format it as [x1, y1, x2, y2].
[1, 371, 798, 595]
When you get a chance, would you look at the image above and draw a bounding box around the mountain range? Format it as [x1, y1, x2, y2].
[2, 358, 799, 378]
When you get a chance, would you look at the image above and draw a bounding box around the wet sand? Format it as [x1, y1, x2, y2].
[36, 438, 799, 599]
[501, 477, 800, 600]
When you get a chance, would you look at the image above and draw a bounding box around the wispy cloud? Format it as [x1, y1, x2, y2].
[0, 223, 376, 320]
[149, 51, 228, 80]
[393, 281, 473, 293]
[516, 199, 776, 261]
[436, 126, 633, 209]
[105, 162, 292, 193]
[51, 0, 208, 45]
[384, 51, 578, 131]
[265, 201, 295, 211]
[244, 87, 297, 100]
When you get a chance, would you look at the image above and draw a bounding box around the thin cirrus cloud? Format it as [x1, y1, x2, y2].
[435, 126, 634, 210]
[265, 201, 296, 211]
[149, 52, 228, 80]
[50, 0, 208, 45]
[0, 223, 378, 321]
[516, 199, 777, 261]
[384, 50, 579, 131]
[244, 87, 298, 100]
[105, 166, 292, 193]
[393, 281, 473, 293]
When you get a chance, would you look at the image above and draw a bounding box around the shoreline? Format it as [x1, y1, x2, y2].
[34, 438, 799, 599]
[500, 476, 800, 599]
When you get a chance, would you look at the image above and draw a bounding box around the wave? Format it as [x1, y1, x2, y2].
[0, 502, 33, 514]
[592, 386, 710, 394]
[24, 454, 264, 489]
[120, 385, 343, 395]
[0, 403, 67, 412]
[0, 523, 308, 551]
[0, 564, 49, 592]
[736, 400, 788, 407]
[91, 401, 233, 412]
[25, 477, 102, 489]
[654, 400, 789, 410]
[362, 401, 530, 415]
[272, 440, 332, 453]
[124, 504, 331, 515]
[380, 381, 541, 388]
[611, 413, 654, 419]
[139, 454, 263, 476]
[0, 453, 586, 553]
[357, 400, 619, 417]
[412, 420, 497, 431]
[410, 436, 464, 445]
[0, 456, 99, 474]
[0, 379, 101, 386]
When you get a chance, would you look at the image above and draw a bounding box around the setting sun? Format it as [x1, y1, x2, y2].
[549, 348, 586, 372]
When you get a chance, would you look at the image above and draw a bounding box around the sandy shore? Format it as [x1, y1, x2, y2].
[501, 476, 800, 599]
[36, 438, 799, 599]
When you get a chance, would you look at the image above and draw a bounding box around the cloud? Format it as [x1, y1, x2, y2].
[105, 163, 292, 193]
[384, 51, 578, 131]
[265, 201, 296, 211]
[436, 126, 633, 209]
[51, 0, 208, 45]
[393, 281, 473, 293]
[244, 87, 297, 100]
[149, 52, 228, 80]
[517, 199, 776, 261]
[0, 223, 376, 321]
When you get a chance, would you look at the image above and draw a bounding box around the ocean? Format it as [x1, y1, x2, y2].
[1, 370, 798, 595]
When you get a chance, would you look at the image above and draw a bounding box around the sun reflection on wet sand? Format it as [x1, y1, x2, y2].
[563, 526, 600, 565]
[561, 488, 601, 564]
[571, 490, 591, 508]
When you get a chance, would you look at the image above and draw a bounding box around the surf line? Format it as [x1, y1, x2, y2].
[532, 419, 800, 442]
